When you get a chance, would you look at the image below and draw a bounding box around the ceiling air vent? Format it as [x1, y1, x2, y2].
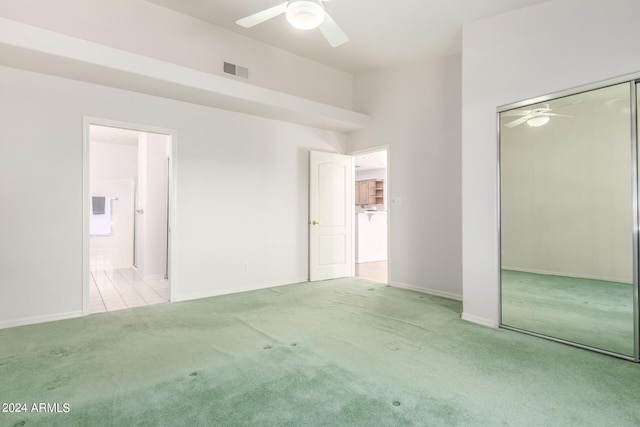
[223, 62, 249, 79]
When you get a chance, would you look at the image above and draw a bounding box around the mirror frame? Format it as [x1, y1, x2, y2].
[497, 74, 640, 362]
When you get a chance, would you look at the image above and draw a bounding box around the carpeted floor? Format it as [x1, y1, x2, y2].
[501, 270, 634, 356]
[1, 277, 640, 426]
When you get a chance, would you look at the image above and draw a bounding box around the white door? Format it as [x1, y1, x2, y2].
[309, 151, 353, 281]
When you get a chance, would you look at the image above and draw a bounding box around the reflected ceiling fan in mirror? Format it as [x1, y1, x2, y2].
[503, 102, 577, 128]
[236, 0, 349, 47]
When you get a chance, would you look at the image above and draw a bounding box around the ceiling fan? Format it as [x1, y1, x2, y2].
[503, 102, 576, 128]
[236, 0, 349, 47]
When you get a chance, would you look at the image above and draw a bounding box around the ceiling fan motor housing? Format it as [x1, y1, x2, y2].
[286, 0, 325, 30]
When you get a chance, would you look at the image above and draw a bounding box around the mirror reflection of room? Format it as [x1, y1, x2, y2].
[354, 150, 388, 283]
[499, 83, 635, 357]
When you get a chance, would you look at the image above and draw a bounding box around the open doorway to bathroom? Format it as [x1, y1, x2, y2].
[85, 120, 173, 313]
[353, 148, 388, 283]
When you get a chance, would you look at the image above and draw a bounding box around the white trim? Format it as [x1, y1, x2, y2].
[0, 311, 83, 330]
[172, 278, 308, 303]
[83, 117, 178, 315]
[0, 17, 369, 133]
[461, 312, 500, 328]
[502, 267, 632, 285]
[140, 274, 167, 281]
[83, 118, 91, 315]
[391, 281, 462, 301]
[497, 70, 640, 113]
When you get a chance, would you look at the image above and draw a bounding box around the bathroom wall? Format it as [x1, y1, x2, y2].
[89, 140, 137, 270]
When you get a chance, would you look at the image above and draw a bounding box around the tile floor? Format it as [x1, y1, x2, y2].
[355, 261, 388, 283]
[90, 268, 169, 313]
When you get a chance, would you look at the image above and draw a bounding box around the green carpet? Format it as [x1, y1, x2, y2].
[1, 278, 640, 426]
[501, 270, 634, 356]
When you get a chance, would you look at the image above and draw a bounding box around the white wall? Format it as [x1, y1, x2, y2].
[355, 168, 386, 181]
[349, 55, 462, 299]
[461, 0, 640, 327]
[501, 92, 633, 283]
[0, 0, 353, 110]
[90, 140, 137, 270]
[0, 65, 345, 327]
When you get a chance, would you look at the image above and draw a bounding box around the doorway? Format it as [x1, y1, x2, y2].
[353, 148, 389, 283]
[83, 118, 174, 314]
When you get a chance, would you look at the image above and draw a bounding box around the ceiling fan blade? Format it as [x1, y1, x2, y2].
[505, 115, 531, 128]
[236, 2, 288, 28]
[501, 110, 531, 117]
[545, 113, 572, 118]
[318, 12, 349, 47]
[551, 100, 581, 111]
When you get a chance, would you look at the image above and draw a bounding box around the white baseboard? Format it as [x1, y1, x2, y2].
[0, 310, 83, 330]
[142, 274, 166, 281]
[129, 266, 166, 281]
[390, 281, 462, 301]
[461, 312, 499, 328]
[502, 266, 631, 284]
[172, 277, 308, 303]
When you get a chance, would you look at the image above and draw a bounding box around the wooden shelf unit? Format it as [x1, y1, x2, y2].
[355, 179, 384, 206]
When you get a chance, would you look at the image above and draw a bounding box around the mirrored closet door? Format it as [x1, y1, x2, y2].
[499, 80, 639, 360]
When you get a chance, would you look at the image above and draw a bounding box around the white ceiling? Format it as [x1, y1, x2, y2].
[147, 0, 549, 73]
[355, 150, 387, 171]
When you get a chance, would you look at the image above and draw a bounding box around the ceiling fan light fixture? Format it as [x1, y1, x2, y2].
[527, 115, 550, 127]
[286, 0, 325, 30]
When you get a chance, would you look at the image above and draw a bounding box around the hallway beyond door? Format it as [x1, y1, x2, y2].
[89, 268, 168, 313]
[355, 261, 387, 283]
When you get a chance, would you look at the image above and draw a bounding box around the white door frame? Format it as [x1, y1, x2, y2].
[82, 116, 178, 315]
[350, 145, 391, 284]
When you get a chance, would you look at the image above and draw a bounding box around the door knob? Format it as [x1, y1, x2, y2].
[310, 220, 320, 225]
